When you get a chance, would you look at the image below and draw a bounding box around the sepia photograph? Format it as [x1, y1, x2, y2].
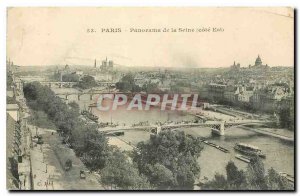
[6, 7, 295, 191]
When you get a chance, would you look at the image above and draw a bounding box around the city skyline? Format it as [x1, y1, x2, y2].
[6, 54, 294, 69]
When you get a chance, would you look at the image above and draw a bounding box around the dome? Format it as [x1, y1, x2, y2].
[255, 55, 262, 66]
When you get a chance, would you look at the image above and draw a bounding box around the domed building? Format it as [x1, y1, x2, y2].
[255, 55, 262, 66]
[249, 55, 269, 69]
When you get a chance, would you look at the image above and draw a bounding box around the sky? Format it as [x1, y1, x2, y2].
[7, 7, 294, 68]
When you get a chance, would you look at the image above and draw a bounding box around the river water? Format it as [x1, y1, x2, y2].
[53, 87, 294, 180]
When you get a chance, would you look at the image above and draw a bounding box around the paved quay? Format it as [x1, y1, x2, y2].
[29, 125, 104, 190]
[241, 126, 294, 142]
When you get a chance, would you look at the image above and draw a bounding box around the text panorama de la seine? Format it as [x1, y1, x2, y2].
[87, 27, 224, 33]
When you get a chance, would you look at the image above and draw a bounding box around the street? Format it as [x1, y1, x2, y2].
[30, 126, 104, 190]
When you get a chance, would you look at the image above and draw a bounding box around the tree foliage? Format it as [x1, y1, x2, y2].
[23, 82, 109, 170]
[101, 147, 152, 190]
[278, 107, 294, 131]
[62, 73, 80, 82]
[68, 101, 80, 114]
[142, 82, 160, 93]
[23, 82, 156, 189]
[133, 130, 204, 190]
[7, 72, 14, 90]
[76, 75, 96, 89]
[116, 73, 141, 92]
[226, 161, 247, 189]
[202, 158, 294, 190]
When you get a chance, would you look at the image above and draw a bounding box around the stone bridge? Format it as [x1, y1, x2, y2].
[56, 92, 132, 101]
[19, 80, 115, 88]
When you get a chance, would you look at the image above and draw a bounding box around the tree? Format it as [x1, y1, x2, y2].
[202, 161, 246, 190]
[278, 108, 292, 129]
[226, 161, 246, 189]
[80, 130, 109, 170]
[246, 156, 268, 190]
[202, 173, 228, 190]
[77, 75, 96, 89]
[266, 168, 294, 190]
[68, 101, 80, 114]
[116, 73, 141, 92]
[133, 130, 203, 189]
[65, 159, 72, 168]
[203, 158, 294, 190]
[23, 82, 39, 101]
[142, 82, 159, 93]
[143, 163, 175, 190]
[7, 72, 14, 90]
[101, 147, 151, 190]
[23, 82, 110, 172]
[62, 73, 80, 82]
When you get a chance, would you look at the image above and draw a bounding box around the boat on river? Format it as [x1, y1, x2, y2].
[235, 154, 251, 163]
[234, 143, 266, 158]
[279, 172, 294, 183]
[199, 138, 229, 153]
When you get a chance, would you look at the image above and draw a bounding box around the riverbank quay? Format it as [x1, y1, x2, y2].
[241, 126, 294, 142]
[28, 125, 104, 190]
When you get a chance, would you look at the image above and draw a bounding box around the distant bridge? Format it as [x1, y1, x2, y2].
[41, 81, 115, 88]
[56, 91, 131, 101]
[16, 78, 119, 101]
[18, 79, 116, 88]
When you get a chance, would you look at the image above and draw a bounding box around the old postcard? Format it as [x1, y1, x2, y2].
[6, 7, 294, 191]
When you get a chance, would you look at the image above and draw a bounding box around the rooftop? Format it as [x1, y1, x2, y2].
[6, 104, 19, 111]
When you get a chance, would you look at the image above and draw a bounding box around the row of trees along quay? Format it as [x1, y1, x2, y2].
[23, 81, 294, 190]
